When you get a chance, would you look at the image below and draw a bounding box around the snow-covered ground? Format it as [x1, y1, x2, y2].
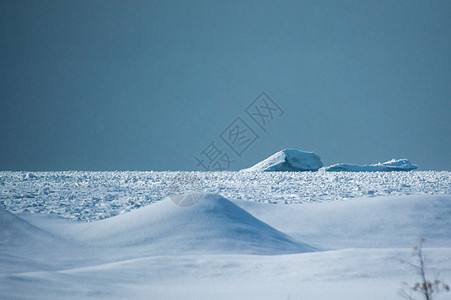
[1, 171, 450, 300]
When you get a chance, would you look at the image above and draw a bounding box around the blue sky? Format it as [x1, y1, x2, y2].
[1, 0, 450, 171]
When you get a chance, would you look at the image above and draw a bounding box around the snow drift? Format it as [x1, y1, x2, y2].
[76, 193, 315, 255]
[0, 207, 70, 274]
[235, 194, 451, 249]
[0, 207, 59, 249]
[242, 149, 323, 172]
[1, 189, 451, 300]
[325, 159, 418, 172]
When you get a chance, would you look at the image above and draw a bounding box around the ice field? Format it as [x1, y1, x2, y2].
[1, 170, 449, 220]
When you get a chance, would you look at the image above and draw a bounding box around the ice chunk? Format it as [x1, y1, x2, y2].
[326, 159, 418, 172]
[242, 149, 323, 172]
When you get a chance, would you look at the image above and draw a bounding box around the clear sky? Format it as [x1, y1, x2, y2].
[1, 0, 450, 171]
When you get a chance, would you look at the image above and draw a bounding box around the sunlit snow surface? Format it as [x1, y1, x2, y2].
[1, 171, 451, 300]
[0, 171, 450, 221]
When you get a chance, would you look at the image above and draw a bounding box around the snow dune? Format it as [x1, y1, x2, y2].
[0, 207, 70, 274]
[73, 193, 315, 255]
[0, 193, 314, 278]
[0, 207, 54, 248]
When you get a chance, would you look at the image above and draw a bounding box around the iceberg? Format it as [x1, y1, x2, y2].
[242, 148, 323, 172]
[325, 159, 418, 172]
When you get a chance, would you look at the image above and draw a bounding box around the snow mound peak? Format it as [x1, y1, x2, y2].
[78, 193, 315, 255]
[242, 149, 323, 172]
[326, 159, 418, 172]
